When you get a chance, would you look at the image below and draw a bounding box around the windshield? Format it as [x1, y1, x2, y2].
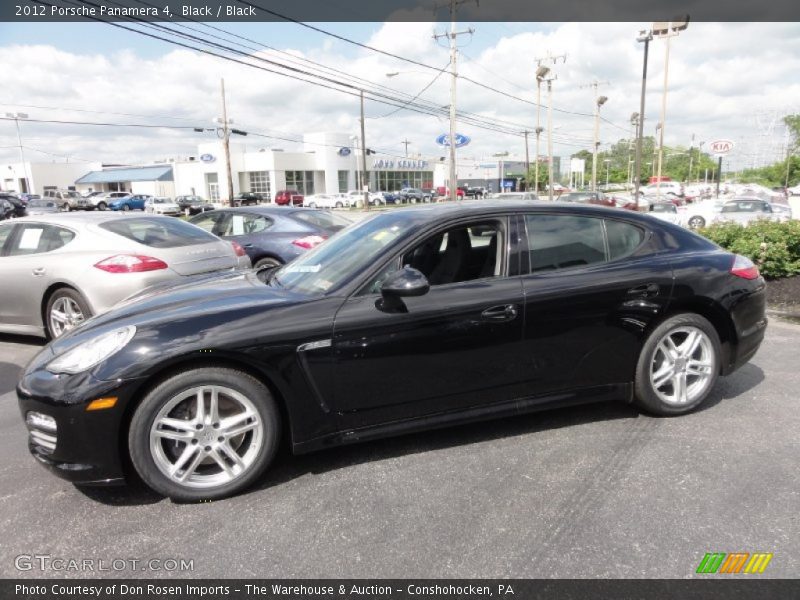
[272, 214, 412, 295]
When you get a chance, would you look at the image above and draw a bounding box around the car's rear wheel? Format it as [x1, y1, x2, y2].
[62, 203, 71, 212]
[336, 201, 344, 208]
[97, 201, 107, 211]
[254, 257, 282, 270]
[129, 368, 280, 501]
[46, 287, 93, 339]
[634, 313, 720, 416]
[688, 215, 705, 229]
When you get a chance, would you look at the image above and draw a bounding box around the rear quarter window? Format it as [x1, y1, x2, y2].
[605, 219, 645, 260]
[99, 217, 218, 248]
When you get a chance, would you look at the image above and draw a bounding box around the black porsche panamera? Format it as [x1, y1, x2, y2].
[18, 201, 767, 500]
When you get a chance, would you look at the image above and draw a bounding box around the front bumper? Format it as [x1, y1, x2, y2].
[17, 368, 144, 486]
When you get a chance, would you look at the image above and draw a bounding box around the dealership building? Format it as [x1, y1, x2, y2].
[1, 132, 561, 199]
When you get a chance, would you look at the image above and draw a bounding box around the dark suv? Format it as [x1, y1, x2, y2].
[399, 188, 432, 203]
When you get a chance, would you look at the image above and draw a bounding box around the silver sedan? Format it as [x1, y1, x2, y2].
[0, 213, 250, 339]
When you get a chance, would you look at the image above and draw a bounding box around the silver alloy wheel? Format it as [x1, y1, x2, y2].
[149, 385, 263, 489]
[688, 216, 705, 229]
[649, 326, 715, 406]
[49, 296, 86, 338]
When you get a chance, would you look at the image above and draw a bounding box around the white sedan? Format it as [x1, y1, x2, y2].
[145, 197, 181, 216]
[303, 194, 349, 209]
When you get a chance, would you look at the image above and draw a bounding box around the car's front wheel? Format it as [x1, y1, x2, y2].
[634, 313, 720, 416]
[129, 368, 280, 501]
[97, 201, 107, 211]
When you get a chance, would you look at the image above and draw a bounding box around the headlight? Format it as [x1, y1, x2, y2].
[47, 326, 136, 374]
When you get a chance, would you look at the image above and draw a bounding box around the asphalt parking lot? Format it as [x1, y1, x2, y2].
[0, 320, 798, 579]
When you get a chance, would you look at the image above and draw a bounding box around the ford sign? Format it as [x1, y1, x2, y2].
[338, 147, 352, 156]
[199, 153, 216, 163]
[435, 133, 471, 148]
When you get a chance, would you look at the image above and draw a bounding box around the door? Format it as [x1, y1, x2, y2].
[518, 213, 674, 397]
[0, 223, 76, 328]
[331, 217, 527, 429]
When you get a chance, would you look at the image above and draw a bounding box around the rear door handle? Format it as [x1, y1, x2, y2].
[481, 304, 518, 322]
[627, 283, 659, 298]
[32, 267, 46, 276]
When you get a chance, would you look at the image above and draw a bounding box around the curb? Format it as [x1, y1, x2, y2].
[767, 307, 800, 320]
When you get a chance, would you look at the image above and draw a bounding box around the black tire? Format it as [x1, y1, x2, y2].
[254, 256, 283, 270]
[45, 287, 93, 340]
[97, 201, 107, 211]
[335, 201, 343, 209]
[128, 367, 281, 501]
[688, 215, 705, 229]
[634, 313, 721, 416]
[62, 203, 72, 212]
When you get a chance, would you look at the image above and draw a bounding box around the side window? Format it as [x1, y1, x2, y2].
[605, 219, 645, 261]
[8, 224, 75, 256]
[358, 220, 505, 295]
[0, 223, 15, 253]
[192, 212, 229, 236]
[227, 214, 271, 236]
[525, 215, 606, 272]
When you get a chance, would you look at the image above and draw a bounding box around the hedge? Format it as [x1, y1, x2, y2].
[698, 220, 800, 279]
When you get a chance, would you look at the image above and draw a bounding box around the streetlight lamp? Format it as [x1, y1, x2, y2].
[652, 16, 690, 198]
[535, 65, 550, 193]
[5, 112, 31, 193]
[632, 28, 653, 206]
[591, 95, 608, 192]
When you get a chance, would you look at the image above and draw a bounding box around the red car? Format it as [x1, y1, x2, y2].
[274, 190, 304, 206]
[435, 186, 465, 199]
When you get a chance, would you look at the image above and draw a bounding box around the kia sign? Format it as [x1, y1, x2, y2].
[709, 140, 735, 156]
[436, 133, 471, 148]
[199, 153, 216, 163]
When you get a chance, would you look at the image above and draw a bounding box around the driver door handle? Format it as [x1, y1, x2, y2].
[481, 304, 518, 322]
[32, 267, 46, 276]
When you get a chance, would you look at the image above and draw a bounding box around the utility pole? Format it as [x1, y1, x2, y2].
[523, 130, 530, 189]
[360, 89, 369, 211]
[220, 78, 234, 206]
[580, 80, 609, 192]
[434, 0, 474, 202]
[687, 133, 695, 183]
[534, 52, 566, 194]
[401, 138, 411, 157]
[6, 112, 31, 193]
[633, 29, 652, 205]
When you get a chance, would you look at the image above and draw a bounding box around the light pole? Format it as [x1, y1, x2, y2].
[633, 29, 652, 205]
[547, 76, 556, 201]
[6, 112, 31, 193]
[591, 95, 608, 191]
[695, 141, 705, 182]
[652, 17, 690, 198]
[535, 65, 550, 193]
[604, 159, 611, 188]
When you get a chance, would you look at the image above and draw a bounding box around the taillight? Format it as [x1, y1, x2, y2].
[231, 241, 247, 257]
[730, 254, 760, 280]
[292, 235, 327, 249]
[94, 254, 168, 273]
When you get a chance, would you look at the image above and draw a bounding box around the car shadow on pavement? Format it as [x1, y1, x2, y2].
[73, 362, 766, 506]
[0, 333, 46, 347]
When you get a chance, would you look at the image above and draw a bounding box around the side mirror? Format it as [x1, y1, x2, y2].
[380, 266, 430, 298]
[377, 267, 430, 313]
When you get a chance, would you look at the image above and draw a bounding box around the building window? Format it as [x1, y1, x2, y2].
[205, 172, 219, 201]
[286, 170, 314, 195]
[338, 170, 349, 193]
[248, 171, 270, 194]
[371, 171, 434, 192]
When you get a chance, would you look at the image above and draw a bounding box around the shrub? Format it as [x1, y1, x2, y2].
[698, 220, 800, 279]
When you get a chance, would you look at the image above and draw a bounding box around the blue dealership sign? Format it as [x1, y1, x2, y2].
[199, 153, 216, 163]
[338, 147, 352, 156]
[435, 133, 471, 148]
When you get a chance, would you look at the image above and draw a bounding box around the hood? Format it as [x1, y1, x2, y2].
[48, 270, 307, 356]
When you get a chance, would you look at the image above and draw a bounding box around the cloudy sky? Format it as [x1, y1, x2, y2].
[1, 20, 799, 173]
